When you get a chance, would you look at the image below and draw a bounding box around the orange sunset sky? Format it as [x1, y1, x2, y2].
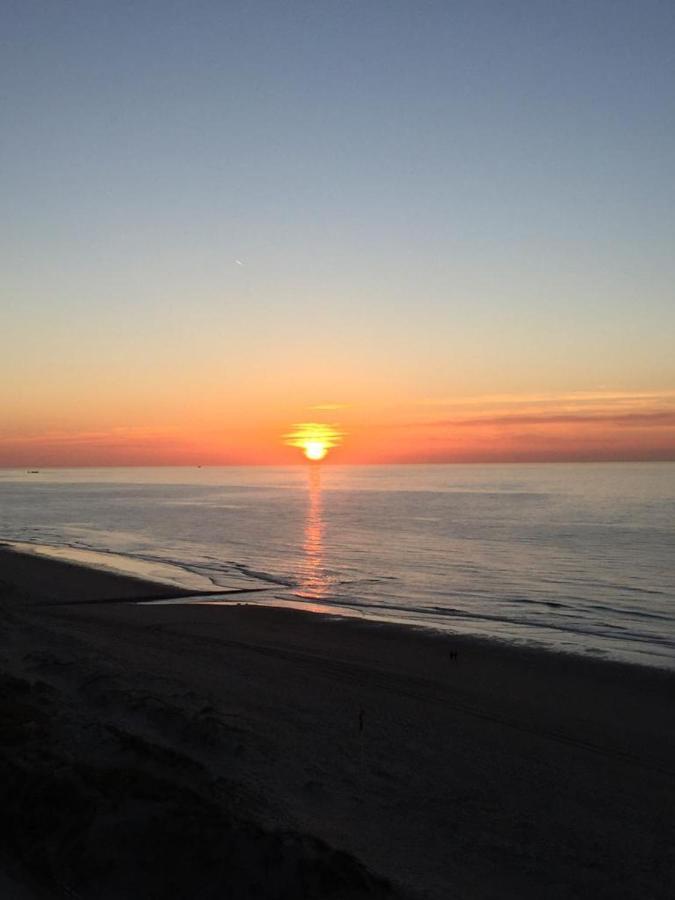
[3, 387, 675, 466]
[2, 3, 674, 467]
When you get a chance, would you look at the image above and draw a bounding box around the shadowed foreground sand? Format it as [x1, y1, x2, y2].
[1, 545, 674, 898]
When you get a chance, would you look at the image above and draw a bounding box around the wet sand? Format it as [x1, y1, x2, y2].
[1, 545, 674, 898]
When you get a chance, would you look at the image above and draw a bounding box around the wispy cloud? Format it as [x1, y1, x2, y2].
[0, 426, 179, 448]
[308, 403, 349, 411]
[416, 389, 675, 412]
[425, 410, 675, 429]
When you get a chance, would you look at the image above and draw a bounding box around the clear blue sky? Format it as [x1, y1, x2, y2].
[2, 1, 674, 462]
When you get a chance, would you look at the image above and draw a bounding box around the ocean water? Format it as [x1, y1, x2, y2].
[1, 464, 674, 668]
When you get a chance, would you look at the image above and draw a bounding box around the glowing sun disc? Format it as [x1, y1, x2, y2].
[284, 422, 344, 462]
[304, 441, 328, 461]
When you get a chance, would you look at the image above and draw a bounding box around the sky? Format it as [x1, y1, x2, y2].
[2, 0, 674, 465]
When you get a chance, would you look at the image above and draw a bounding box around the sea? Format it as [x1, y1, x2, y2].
[1, 463, 674, 669]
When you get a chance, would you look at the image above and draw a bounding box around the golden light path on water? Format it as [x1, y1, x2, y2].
[299, 464, 327, 602]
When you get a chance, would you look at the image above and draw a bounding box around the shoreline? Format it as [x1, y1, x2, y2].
[6, 540, 674, 685]
[4, 539, 673, 672]
[1, 544, 674, 897]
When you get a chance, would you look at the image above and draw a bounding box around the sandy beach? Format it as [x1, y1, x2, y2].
[1, 544, 674, 899]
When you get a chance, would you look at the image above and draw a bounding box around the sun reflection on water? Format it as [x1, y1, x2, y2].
[298, 464, 328, 602]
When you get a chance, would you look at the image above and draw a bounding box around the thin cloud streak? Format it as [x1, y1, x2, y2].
[0, 427, 180, 447]
[424, 411, 675, 429]
[416, 390, 675, 411]
[308, 403, 349, 411]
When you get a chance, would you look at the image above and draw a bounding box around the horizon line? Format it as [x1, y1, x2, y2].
[2, 458, 675, 470]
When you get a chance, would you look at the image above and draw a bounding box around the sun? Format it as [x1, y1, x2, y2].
[284, 422, 344, 462]
[304, 441, 328, 461]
